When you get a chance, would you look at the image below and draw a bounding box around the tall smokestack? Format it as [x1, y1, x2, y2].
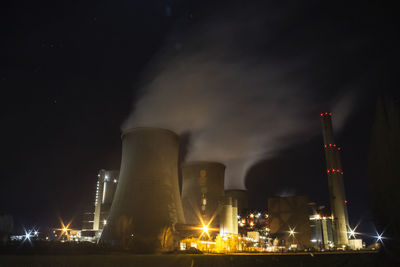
[100, 127, 185, 252]
[320, 112, 349, 246]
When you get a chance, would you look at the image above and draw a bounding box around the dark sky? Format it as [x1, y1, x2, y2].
[1, 0, 398, 242]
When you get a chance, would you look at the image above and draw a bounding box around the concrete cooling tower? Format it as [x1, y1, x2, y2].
[181, 162, 225, 227]
[100, 127, 185, 252]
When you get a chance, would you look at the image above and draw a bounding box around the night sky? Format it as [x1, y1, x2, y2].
[1, 0, 398, 242]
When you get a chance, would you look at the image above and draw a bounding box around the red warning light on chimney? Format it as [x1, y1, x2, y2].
[308, 202, 316, 205]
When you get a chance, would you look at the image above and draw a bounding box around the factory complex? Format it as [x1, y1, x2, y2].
[69, 113, 365, 252]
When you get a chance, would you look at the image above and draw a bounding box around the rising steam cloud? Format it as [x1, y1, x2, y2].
[123, 3, 357, 189]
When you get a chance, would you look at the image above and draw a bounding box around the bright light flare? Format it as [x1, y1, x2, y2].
[375, 232, 385, 243]
[347, 226, 359, 239]
[57, 218, 72, 240]
[22, 228, 33, 244]
[288, 227, 296, 237]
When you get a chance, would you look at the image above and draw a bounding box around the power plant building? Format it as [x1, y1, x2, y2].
[320, 112, 349, 246]
[181, 162, 225, 227]
[93, 169, 119, 230]
[219, 196, 239, 236]
[309, 205, 335, 249]
[100, 128, 185, 252]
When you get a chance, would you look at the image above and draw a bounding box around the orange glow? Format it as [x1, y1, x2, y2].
[57, 218, 72, 240]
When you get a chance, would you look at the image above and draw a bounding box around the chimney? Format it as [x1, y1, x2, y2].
[320, 112, 349, 246]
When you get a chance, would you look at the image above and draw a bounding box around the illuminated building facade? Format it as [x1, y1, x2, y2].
[93, 169, 119, 230]
[309, 205, 335, 249]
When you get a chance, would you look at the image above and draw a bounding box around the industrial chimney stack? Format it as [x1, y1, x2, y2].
[320, 112, 349, 246]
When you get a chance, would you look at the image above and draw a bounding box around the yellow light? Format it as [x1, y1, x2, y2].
[288, 226, 296, 237]
[57, 218, 72, 240]
[203, 225, 209, 233]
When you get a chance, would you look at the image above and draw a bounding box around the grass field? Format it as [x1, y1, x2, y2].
[0, 252, 396, 267]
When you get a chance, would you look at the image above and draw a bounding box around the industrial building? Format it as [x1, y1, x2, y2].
[219, 196, 238, 236]
[309, 204, 335, 249]
[93, 169, 119, 230]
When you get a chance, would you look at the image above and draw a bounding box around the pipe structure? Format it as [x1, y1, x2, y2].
[320, 112, 349, 246]
[225, 189, 248, 214]
[100, 127, 185, 252]
[181, 162, 225, 227]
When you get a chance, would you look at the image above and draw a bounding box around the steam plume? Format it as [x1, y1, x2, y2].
[123, 4, 357, 189]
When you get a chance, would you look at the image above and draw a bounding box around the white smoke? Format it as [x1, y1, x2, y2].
[123, 4, 356, 189]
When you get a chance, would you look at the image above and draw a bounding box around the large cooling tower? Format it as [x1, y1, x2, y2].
[225, 189, 248, 214]
[320, 112, 349, 246]
[100, 127, 185, 251]
[181, 162, 225, 227]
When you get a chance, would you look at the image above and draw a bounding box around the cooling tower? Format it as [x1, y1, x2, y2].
[220, 196, 233, 236]
[320, 112, 349, 246]
[225, 189, 248, 214]
[181, 162, 225, 227]
[100, 127, 185, 251]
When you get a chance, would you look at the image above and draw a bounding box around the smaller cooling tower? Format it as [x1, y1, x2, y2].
[220, 196, 233, 236]
[225, 189, 248, 214]
[100, 127, 185, 252]
[181, 162, 225, 227]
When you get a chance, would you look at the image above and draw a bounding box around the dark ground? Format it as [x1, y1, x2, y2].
[0, 252, 397, 267]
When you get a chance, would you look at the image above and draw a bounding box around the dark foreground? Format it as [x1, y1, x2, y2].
[0, 252, 397, 267]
